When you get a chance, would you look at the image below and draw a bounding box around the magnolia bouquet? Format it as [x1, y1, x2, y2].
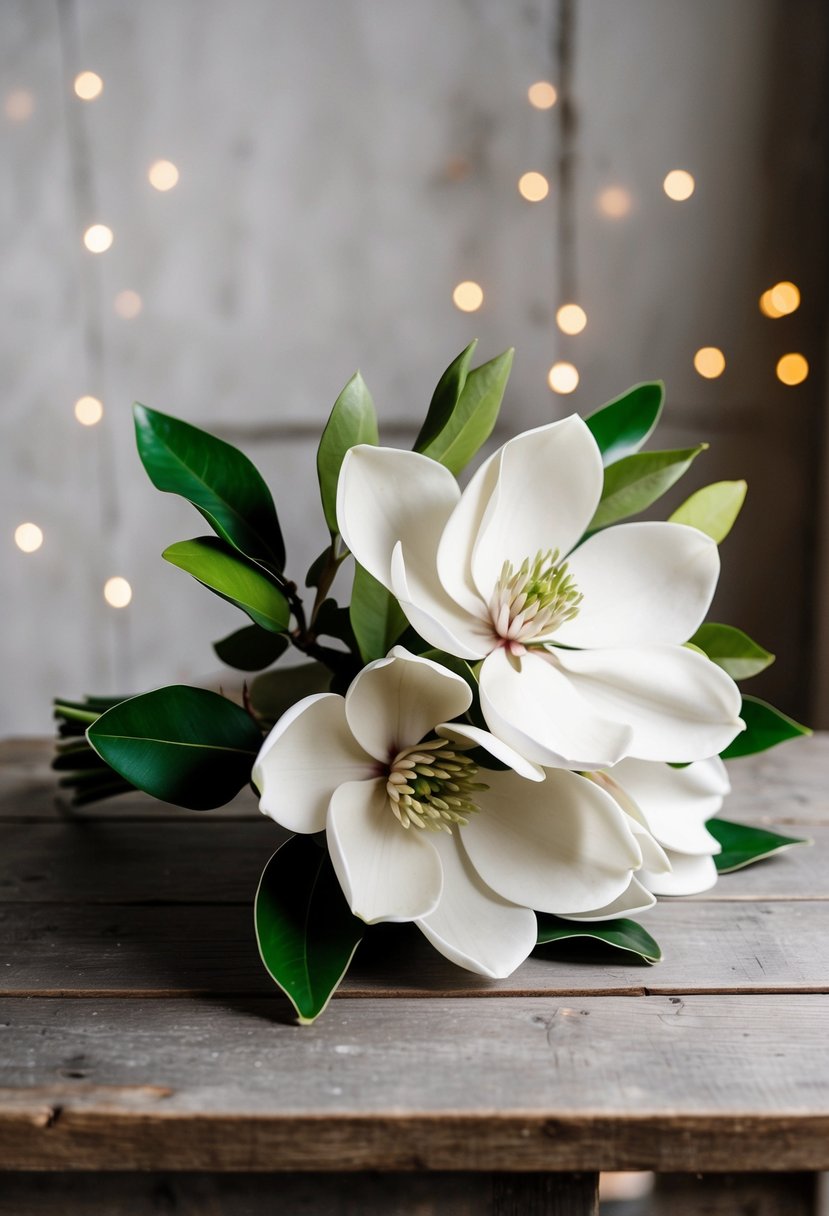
[54, 343, 809, 1023]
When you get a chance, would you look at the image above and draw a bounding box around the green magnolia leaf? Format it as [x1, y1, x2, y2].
[255, 835, 364, 1024]
[721, 695, 810, 759]
[214, 625, 289, 672]
[669, 479, 747, 542]
[317, 372, 379, 535]
[306, 545, 333, 589]
[133, 403, 285, 569]
[585, 382, 664, 466]
[589, 444, 707, 530]
[707, 817, 811, 873]
[87, 686, 262, 809]
[350, 562, 408, 663]
[416, 347, 514, 476]
[314, 598, 358, 649]
[535, 914, 662, 964]
[163, 537, 290, 633]
[414, 341, 477, 453]
[690, 623, 775, 681]
[249, 662, 332, 724]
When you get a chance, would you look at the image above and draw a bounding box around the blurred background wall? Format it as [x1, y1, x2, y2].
[2, 0, 828, 735]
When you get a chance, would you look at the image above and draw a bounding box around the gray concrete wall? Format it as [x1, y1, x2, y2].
[2, 0, 826, 734]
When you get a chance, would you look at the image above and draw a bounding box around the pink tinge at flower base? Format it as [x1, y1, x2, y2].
[336, 414, 745, 771]
[252, 647, 656, 979]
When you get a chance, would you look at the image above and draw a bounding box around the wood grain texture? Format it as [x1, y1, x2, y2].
[0, 996, 827, 1171]
[0, 900, 826, 998]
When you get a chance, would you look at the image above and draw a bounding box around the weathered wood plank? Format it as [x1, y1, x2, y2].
[650, 1171, 818, 1215]
[4, 735, 829, 827]
[0, 818, 821, 905]
[0, 901, 825, 998]
[0, 996, 827, 1172]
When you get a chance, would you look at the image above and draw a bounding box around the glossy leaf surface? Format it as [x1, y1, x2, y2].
[214, 625, 289, 672]
[255, 836, 364, 1024]
[690, 623, 774, 681]
[720, 695, 810, 759]
[585, 382, 664, 466]
[589, 444, 706, 530]
[669, 479, 747, 543]
[163, 537, 290, 633]
[535, 914, 661, 963]
[317, 372, 379, 534]
[416, 347, 513, 475]
[707, 817, 810, 873]
[350, 562, 407, 663]
[87, 685, 262, 809]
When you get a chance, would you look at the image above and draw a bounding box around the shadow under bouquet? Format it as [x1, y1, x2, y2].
[54, 343, 810, 1023]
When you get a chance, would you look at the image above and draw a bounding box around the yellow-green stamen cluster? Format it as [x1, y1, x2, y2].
[386, 737, 487, 832]
[490, 548, 582, 651]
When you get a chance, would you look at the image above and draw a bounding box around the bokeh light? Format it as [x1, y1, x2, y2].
[556, 304, 587, 335]
[694, 347, 726, 378]
[74, 395, 104, 426]
[776, 353, 809, 386]
[4, 89, 35, 122]
[14, 523, 43, 553]
[148, 159, 180, 191]
[83, 224, 113, 253]
[518, 171, 549, 202]
[527, 81, 557, 109]
[597, 186, 632, 218]
[73, 71, 103, 101]
[663, 169, 695, 201]
[760, 281, 800, 318]
[548, 362, 580, 394]
[114, 290, 143, 319]
[452, 281, 484, 312]
[104, 577, 133, 608]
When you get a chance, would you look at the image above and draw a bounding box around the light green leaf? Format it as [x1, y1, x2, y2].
[350, 562, 407, 663]
[213, 625, 289, 672]
[690, 623, 775, 681]
[721, 695, 810, 759]
[535, 914, 661, 963]
[317, 372, 379, 534]
[133, 403, 285, 569]
[585, 382, 664, 466]
[163, 537, 290, 634]
[249, 662, 332, 725]
[87, 685, 262, 809]
[417, 347, 514, 476]
[669, 480, 747, 542]
[255, 836, 364, 1024]
[707, 817, 811, 873]
[414, 341, 477, 453]
[589, 445, 707, 530]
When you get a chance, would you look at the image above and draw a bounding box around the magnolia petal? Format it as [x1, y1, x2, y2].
[344, 650, 472, 761]
[390, 542, 491, 660]
[584, 772, 673, 875]
[554, 644, 744, 762]
[417, 832, 538, 978]
[254, 693, 376, 833]
[554, 522, 720, 648]
[479, 647, 632, 769]
[609, 756, 727, 855]
[462, 768, 642, 915]
[560, 876, 656, 922]
[327, 778, 443, 923]
[436, 721, 545, 781]
[336, 444, 459, 589]
[471, 416, 603, 602]
[642, 851, 719, 896]
[436, 450, 500, 615]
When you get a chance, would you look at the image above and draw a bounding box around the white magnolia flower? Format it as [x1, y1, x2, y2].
[253, 648, 647, 978]
[593, 756, 730, 895]
[337, 416, 744, 770]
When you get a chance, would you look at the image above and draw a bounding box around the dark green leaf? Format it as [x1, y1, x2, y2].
[255, 835, 364, 1024]
[707, 817, 811, 873]
[306, 545, 333, 589]
[349, 563, 407, 663]
[669, 480, 746, 542]
[413, 341, 477, 453]
[87, 686, 262, 810]
[585, 382, 664, 466]
[535, 915, 661, 963]
[250, 663, 332, 724]
[720, 695, 810, 760]
[314, 598, 358, 649]
[416, 347, 514, 476]
[163, 537, 290, 633]
[214, 625, 289, 672]
[317, 372, 379, 534]
[588, 445, 707, 530]
[133, 403, 285, 569]
[690, 623, 775, 681]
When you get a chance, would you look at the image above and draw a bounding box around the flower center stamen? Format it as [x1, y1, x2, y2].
[385, 736, 486, 832]
[490, 548, 582, 654]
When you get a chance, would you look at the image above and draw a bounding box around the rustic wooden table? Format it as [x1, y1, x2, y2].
[0, 736, 827, 1215]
